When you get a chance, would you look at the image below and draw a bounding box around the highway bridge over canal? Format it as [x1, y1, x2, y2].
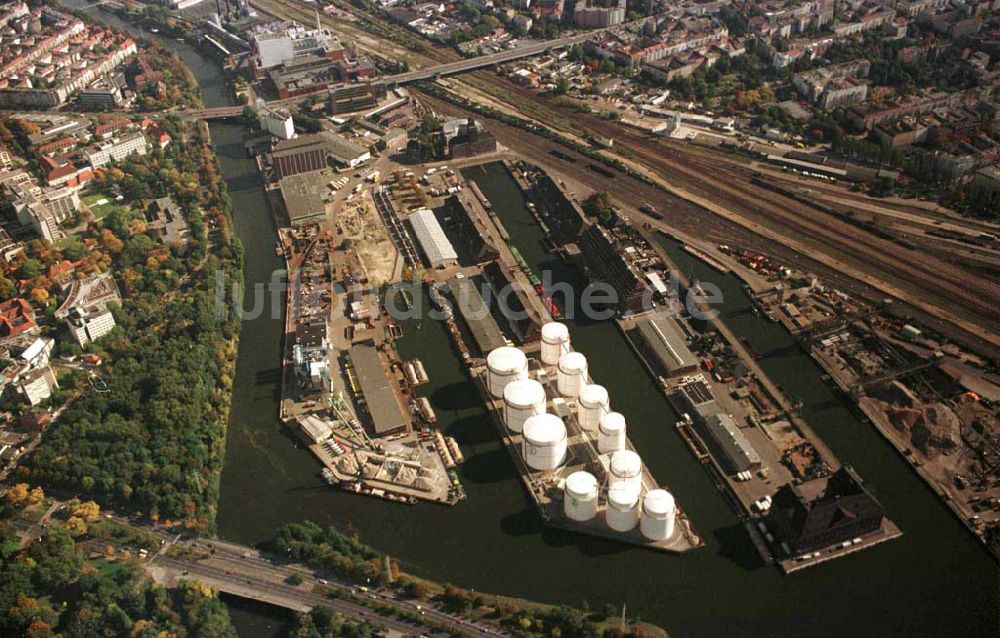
[181, 27, 605, 120]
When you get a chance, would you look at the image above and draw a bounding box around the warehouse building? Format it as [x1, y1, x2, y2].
[279, 171, 330, 226]
[705, 412, 761, 473]
[632, 311, 698, 377]
[578, 223, 651, 313]
[768, 467, 886, 554]
[675, 375, 760, 474]
[321, 131, 371, 169]
[349, 342, 408, 437]
[350, 341, 407, 437]
[408, 208, 458, 269]
[271, 134, 329, 178]
[449, 275, 508, 354]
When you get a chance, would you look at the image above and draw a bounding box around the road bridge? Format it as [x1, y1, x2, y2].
[13, 508, 500, 638]
[175, 27, 613, 120]
[380, 30, 595, 85]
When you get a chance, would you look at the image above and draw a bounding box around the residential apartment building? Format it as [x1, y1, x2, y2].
[66, 305, 116, 346]
[83, 130, 147, 169]
[573, 0, 625, 27]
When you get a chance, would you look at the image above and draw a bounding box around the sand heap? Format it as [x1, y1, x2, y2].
[884, 402, 961, 458]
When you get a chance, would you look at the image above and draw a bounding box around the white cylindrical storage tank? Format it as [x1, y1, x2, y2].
[556, 352, 588, 398]
[609, 450, 643, 494]
[598, 412, 626, 453]
[640, 489, 676, 541]
[486, 346, 528, 398]
[503, 379, 546, 433]
[605, 483, 640, 532]
[577, 384, 609, 432]
[522, 414, 567, 471]
[540, 322, 570, 365]
[563, 471, 599, 521]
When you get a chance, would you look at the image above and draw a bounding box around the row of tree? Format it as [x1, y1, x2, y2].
[20, 120, 244, 533]
[0, 518, 237, 637]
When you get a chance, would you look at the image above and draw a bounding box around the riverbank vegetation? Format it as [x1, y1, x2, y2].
[289, 605, 386, 638]
[267, 521, 665, 638]
[19, 119, 243, 534]
[0, 507, 237, 637]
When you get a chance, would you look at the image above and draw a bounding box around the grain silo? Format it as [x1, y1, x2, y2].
[640, 489, 676, 541]
[598, 412, 626, 453]
[502, 378, 547, 433]
[540, 322, 570, 365]
[486, 346, 528, 398]
[563, 471, 599, 521]
[605, 483, 640, 532]
[556, 351, 588, 397]
[609, 449, 643, 494]
[577, 384, 609, 432]
[522, 413, 568, 471]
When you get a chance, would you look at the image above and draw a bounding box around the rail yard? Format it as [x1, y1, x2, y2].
[249, 0, 1000, 358]
[8, 1, 999, 636]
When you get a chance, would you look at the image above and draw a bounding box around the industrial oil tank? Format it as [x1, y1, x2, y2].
[486, 346, 528, 398]
[640, 489, 676, 541]
[503, 378, 546, 433]
[598, 412, 626, 453]
[609, 449, 643, 494]
[605, 483, 640, 532]
[563, 471, 599, 521]
[540, 322, 570, 365]
[522, 413, 568, 471]
[577, 383, 609, 432]
[556, 351, 588, 397]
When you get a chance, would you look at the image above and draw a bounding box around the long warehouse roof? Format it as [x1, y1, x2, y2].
[349, 342, 408, 435]
[408, 208, 457, 267]
[449, 276, 508, 354]
[706, 412, 761, 472]
[636, 311, 698, 375]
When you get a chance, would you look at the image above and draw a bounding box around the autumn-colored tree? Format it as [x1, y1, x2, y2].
[72, 500, 101, 522]
[64, 516, 87, 537]
[6, 483, 43, 508]
[99, 229, 124, 254]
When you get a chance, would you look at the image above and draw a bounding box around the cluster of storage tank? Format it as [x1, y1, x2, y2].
[489, 323, 678, 542]
[565, 467, 676, 542]
[489, 345, 568, 472]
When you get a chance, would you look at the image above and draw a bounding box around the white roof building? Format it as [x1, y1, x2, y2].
[408, 208, 457, 268]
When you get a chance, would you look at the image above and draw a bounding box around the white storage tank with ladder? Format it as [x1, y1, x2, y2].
[522, 413, 568, 471]
[598, 412, 627, 453]
[556, 351, 588, 398]
[502, 378, 546, 433]
[605, 483, 640, 532]
[640, 489, 676, 541]
[541, 322, 570, 365]
[609, 449, 643, 494]
[486, 346, 528, 398]
[563, 471, 599, 521]
[577, 384, 609, 432]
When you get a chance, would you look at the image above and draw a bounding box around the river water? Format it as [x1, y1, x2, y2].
[62, 6, 998, 636]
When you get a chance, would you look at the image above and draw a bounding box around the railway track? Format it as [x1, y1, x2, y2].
[672, 153, 1000, 313]
[758, 169, 1000, 236]
[479, 87, 1000, 333]
[417, 90, 1000, 355]
[254, 0, 1000, 349]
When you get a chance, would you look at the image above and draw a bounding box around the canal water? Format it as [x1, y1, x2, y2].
[60, 7, 998, 635]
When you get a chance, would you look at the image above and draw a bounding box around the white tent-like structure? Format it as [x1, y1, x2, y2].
[408, 208, 457, 268]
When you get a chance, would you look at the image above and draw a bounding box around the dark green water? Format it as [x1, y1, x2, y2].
[58, 6, 998, 632]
